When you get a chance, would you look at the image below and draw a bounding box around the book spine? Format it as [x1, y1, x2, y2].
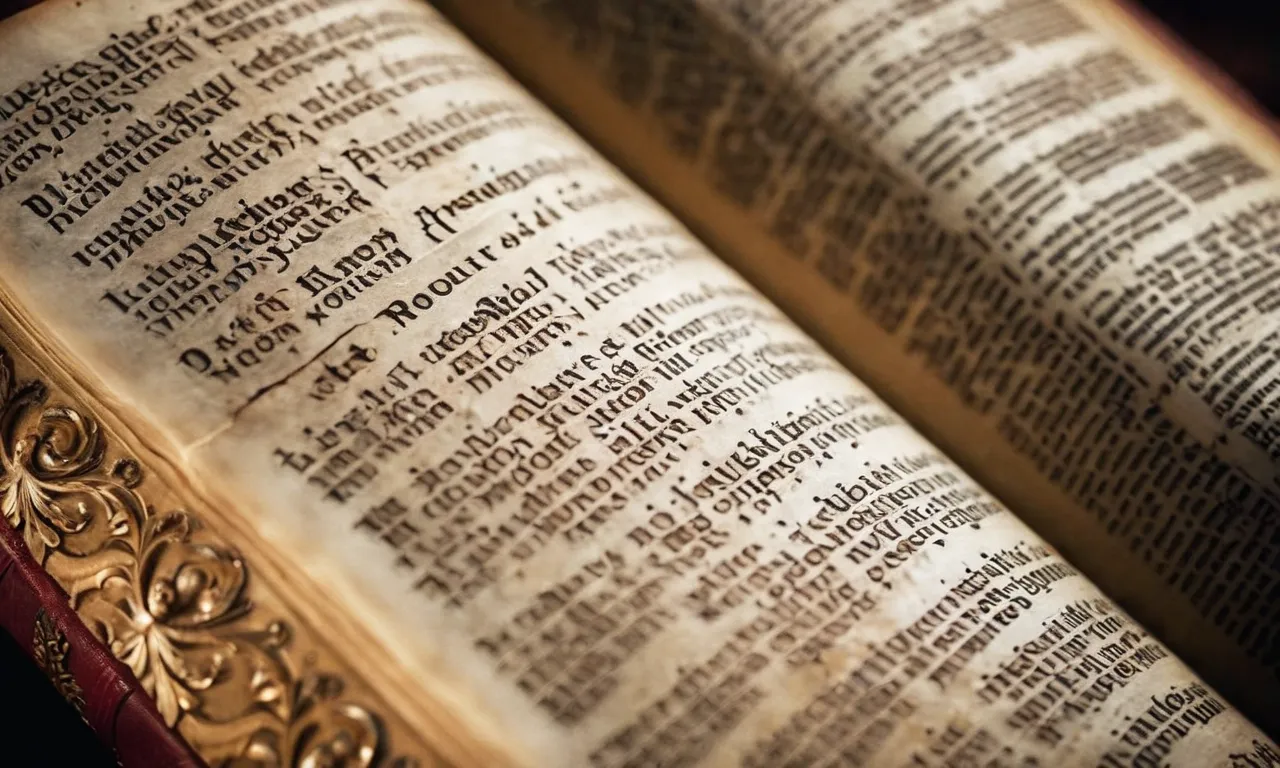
[0, 519, 204, 768]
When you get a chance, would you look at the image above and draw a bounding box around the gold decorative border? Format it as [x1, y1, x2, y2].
[0, 344, 424, 767]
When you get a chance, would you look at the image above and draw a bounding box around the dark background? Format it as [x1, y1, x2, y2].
[0, 1, 1275, 766]
[1138, 0, 1279, 116]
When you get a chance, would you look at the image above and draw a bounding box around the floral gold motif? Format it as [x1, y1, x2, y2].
[0, 346, 421, 767]
[32, 607, 87, 715]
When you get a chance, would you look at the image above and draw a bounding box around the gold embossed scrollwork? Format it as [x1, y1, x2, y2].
[0, 347, 419, 768]
[32, 607, 87, 715]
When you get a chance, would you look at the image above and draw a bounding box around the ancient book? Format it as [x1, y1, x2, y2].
[0, 0, 1277, 765]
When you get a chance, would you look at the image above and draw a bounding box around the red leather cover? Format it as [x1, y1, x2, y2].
[0, 520, 205, 767]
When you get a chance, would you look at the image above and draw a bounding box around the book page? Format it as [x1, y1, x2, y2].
[436, 0, 1280, 732]
[0, 0, 1274, 766]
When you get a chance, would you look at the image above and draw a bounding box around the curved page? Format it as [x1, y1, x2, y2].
[436, 0, 1280, 732]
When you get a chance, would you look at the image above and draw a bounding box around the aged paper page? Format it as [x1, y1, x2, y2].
[0, 0, 1275, 765]
[437, 0, 1280, 732]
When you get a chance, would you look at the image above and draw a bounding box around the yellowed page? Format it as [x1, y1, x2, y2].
[0, 0, 1275, 765]
[0, 315, 469, 766]
[437, 0, 1280, 733]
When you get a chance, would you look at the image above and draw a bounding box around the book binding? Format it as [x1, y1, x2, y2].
[0, 518, 204, 767]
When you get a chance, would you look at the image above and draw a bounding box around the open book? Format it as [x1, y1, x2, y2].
[0, 0, 1277, 764]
